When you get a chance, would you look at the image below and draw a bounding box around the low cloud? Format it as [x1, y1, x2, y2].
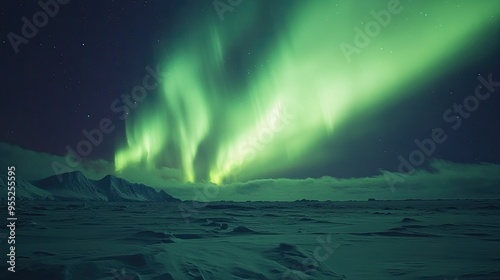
[1, 142, 499, 201]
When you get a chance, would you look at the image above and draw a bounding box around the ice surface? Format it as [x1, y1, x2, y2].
[0, 199, 499, 279]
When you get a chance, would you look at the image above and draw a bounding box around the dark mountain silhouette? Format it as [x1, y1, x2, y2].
[0, 171, 180, 202]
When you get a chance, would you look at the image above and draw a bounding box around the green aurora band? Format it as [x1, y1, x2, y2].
[114, 0, 500, 184]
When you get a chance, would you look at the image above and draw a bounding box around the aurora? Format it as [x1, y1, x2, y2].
[114, 0, 500, 184]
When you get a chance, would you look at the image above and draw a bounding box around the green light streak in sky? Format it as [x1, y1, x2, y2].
[115, 0, 500, 184]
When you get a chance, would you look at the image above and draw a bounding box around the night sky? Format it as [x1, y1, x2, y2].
[1, 0, 499, 200]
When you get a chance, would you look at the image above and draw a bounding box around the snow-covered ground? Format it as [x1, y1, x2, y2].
[0, 175, 53, 201]
[1, 200, 499, 280]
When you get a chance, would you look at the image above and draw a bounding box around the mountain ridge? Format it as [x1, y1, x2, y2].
[0, 171, 179, 202]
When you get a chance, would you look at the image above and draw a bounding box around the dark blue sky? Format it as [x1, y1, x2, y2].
[1, 0, 499, 182]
